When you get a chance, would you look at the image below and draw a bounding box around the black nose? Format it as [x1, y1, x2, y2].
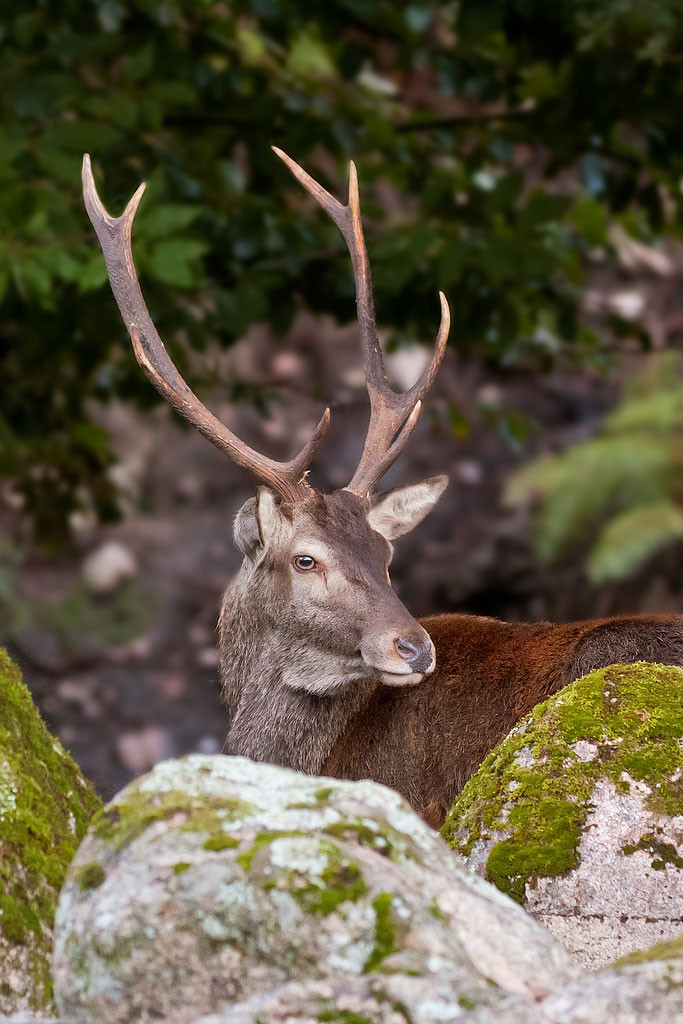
[395, 637, 433, 674]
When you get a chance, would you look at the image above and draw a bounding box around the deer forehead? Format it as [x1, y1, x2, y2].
[287, 494, 392, 572]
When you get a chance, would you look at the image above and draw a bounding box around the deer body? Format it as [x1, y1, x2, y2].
[218, 504, 683, 827]
[321, 612, 683, 826]
[84, 147, 683, 831]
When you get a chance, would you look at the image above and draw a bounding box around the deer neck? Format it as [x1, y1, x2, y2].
[219, 566, 375, 774]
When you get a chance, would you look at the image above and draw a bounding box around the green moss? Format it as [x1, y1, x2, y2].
[257, 837, 367, 916]
[458, 995, 477, 1010]
[429, 897, 448, 922]
[323, 819, 421, 864]
[0, 648, 102, 1013]
[622, 834, 683, 870]
[442, 662, 683, 904]
[236, 829, 307, 873]
[202, 835, 239, 852]
[173, 862, 191, 874]
[363, 892, 400, 973]
[73, 862, 106, 891]
[614, 934, 683, 965]
[291, 842, 366, 917]
[93, 787, 255, 853]
[317, 1013, 373, 1024]
[315, 787, 335, 801]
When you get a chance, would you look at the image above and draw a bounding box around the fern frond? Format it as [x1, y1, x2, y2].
[588, 501, 683, 583]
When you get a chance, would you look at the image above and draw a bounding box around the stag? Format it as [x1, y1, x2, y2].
[83, 151, 683, 828]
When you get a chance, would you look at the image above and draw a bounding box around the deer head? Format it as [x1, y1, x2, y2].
[82, 150, 449, 706]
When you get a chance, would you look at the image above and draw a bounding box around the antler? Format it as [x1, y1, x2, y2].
[273, 147, 450, 497]
[82, 154, 330, 505]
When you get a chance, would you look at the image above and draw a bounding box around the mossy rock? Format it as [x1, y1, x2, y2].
[442, 662, 683, 969]
[53, 755, 576, 1024]
[0, 648, 102, 1014]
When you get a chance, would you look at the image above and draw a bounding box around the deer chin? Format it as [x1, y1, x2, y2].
[376, 669, 426, 687]
[364, 648, 435, 687]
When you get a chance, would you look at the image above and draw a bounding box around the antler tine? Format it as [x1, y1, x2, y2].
[273, 147, 450, 498]
[82, 154, 330, 505]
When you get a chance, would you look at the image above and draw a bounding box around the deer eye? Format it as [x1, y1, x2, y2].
[293, 555, 317, 572]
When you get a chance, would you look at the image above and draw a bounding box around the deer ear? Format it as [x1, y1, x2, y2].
[233, 497, 261, 559]
[233, 488, 284, 559]
[255, 486, 282, 547]
[368, 475, 448, 540]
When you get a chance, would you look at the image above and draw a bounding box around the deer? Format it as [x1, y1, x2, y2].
[82, 150, 683, 829]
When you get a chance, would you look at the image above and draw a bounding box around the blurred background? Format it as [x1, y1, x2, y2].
[2, 1, 683, 798]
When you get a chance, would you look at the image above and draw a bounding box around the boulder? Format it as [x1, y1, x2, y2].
[442, 662, 683, 969]
[196, 934, 683, 1024]
[0, 649, 101, 1016]
[53, 755, 578, 1024]
[196, 976, 535, 1024]
[539, 934, 683, 1022]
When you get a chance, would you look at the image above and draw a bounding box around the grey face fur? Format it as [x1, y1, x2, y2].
[219, 477, 447, 771]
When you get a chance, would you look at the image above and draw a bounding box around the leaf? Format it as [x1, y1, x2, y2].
[606, 389, 683, 436]
[570, 196, 608, 246]
[50, 120, 124, 152]
[70, 421, 111, 457]
[151, 81, 199, 106]
[37, 246, 80, 282]
[520, 190, 572, 227]
[14, 256, 53, 305]
[125, 42, 155, 81]
[506, 435, 673, 562]
[146, 239, 207, 287]
[286, 30, 336, 77]
[588, 503, 683, 583]
[140, 204, 201, 240]
[78, 255, 108, 293]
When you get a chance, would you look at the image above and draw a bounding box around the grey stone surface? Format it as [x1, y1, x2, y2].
[195, 976, 539, 1024]
[0, 1018, 62, 1024]
[538, 957, 683, 1023]
[529, 776, 683, 968]
[193, 950, 683, 1024]
[0, 1015, 61, 1024]
[53, 755, 578, 1024]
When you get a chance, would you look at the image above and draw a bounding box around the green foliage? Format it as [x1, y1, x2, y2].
[2, 2, 683, 543]
[506, 354, 683, 582]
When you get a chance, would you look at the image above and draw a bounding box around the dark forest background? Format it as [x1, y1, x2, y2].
[2, 1, 683, 797]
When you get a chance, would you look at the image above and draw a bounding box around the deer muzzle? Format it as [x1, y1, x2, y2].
[360, 625, 435, 686]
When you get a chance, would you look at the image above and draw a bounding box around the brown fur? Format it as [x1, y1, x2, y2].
[322, 612, 683, 826]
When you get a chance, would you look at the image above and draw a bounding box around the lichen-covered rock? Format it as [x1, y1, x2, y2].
[538, 939, 683, 1022]
[53, 755, 578, 1024]
[196, 976, 537, 1024]
[442, 662, 683, 969]
[0, 649, 101, 1016]
[195, 936, 683, 1024]
[0, 1016, 62, 1023]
